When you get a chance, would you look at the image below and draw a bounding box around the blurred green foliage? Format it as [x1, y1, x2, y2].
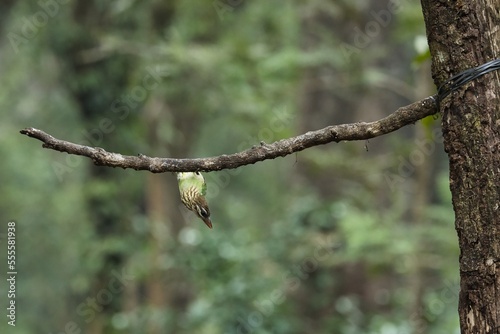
[0, 1, 458, 333]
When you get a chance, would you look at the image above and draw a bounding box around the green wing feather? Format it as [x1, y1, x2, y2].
[201, 178, 207, 196]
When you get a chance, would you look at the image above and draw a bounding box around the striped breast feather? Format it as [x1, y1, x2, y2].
[181, 187, 203, 207]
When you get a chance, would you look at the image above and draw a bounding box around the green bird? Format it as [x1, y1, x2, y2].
[177, 172, 213, 229]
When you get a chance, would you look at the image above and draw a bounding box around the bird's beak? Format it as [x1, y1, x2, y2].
[202, 217, 213, 229]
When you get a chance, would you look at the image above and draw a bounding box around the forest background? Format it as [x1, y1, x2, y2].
[0, 1, 459, 333]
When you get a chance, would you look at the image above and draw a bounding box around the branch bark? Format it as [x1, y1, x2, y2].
[20, 95, 437, 173]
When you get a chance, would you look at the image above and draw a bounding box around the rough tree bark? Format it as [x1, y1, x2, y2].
[421, 0, 500, 333]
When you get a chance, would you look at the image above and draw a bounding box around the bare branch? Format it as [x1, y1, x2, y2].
[20, 95, 438, 173]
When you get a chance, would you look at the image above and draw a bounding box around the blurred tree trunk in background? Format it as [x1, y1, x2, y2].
[143, 96, 196, 333]
[54, 6, 136, 327]
[143, 99, 170, 334]
[421, 1, 500, 333]
[408, 62, 434, 334]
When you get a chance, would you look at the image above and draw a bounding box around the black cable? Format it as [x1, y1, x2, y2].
[435, 58, 500, 107]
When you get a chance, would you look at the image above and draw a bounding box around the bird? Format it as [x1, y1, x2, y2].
[177, 172, 213, 229]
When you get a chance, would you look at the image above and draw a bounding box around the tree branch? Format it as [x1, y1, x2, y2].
[20, 95, 438, 173]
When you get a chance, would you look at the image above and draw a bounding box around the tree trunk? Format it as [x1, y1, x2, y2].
[420, 1, 500, 333]
[143, 96, 195, 334]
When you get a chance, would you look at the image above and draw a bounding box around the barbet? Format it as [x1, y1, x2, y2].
[177, 172, 212, 229]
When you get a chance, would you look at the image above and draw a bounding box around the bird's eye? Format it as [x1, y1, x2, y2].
[199, 207, 209, 218]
